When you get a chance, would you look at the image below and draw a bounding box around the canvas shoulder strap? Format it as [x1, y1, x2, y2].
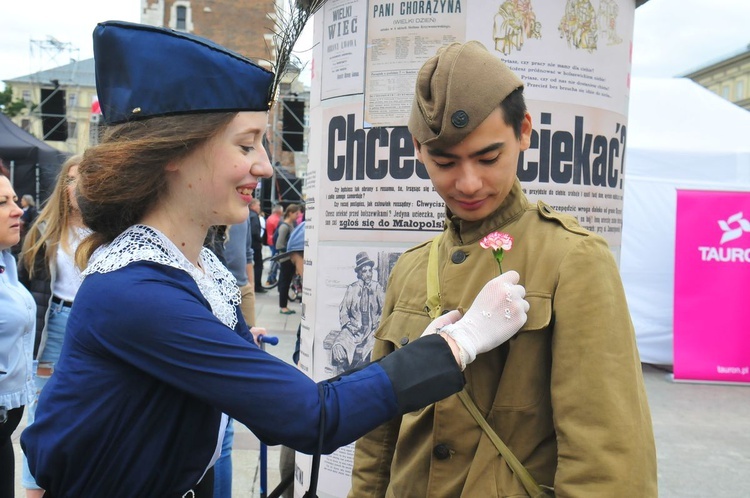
[457, 391, 554, 497]
[425, 234, 443, 319]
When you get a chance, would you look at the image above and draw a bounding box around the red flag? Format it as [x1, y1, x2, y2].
[91, 95, 101, 115]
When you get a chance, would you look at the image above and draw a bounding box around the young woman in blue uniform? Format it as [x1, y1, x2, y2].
[20, 22, 529, 498]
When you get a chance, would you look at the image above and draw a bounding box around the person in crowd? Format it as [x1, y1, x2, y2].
[17, 155, 90, 498]
[263, 203, 283, 286]
[224, 216, 257, 327]
[275, 203, 300, 314]
[349, 41, 657, 497]
[265, 204, 282, 250]
[248, 199, 265, 293]
[19, 195, 38, 240]
[20, 23, 530, 498]
[0, 173, 35, 498]
[258, 206, 266, 247]
[203, 225, 228, 265]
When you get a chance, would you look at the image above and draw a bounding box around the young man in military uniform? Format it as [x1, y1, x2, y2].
[349, 41, 657, 497]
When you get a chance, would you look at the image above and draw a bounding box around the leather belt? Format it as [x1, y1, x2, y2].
[37, 365, 54, 377]
[51, 296, 74, 308]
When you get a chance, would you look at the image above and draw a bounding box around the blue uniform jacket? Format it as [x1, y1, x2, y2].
[22, 261, 462, 497]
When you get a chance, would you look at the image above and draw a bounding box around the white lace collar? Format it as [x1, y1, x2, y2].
[83, 224, 240, 329]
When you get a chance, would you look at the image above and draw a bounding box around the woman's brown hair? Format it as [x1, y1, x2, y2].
[75, 112, 237, 268]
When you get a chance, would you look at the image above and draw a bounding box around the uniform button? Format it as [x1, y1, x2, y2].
[451, 110, 469, 128]
[451, 250, 467, 264]
[433, 443, 451, 460]
[399, 337, 409, 346]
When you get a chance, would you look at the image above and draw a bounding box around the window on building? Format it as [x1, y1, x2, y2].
[67, 121, 77, 140]
[22, 90, 31, 103]
[21, 119, 30, 131]
[176, 6, 187, 30]
[722, 85, 731, 99]
[170, 2, 192, 32]
[736, 80, 745, 100]
[68, 93, 78, 109]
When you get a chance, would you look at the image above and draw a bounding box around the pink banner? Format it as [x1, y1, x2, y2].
[674, 189, 750, 384]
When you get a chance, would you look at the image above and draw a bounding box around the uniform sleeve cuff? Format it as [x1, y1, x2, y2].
[377, 334, 465, 413]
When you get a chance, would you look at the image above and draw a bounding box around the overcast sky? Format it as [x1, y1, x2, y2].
[2, 0, 749, 88]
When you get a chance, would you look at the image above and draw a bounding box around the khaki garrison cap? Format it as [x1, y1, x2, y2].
[408, 41, 524, 149]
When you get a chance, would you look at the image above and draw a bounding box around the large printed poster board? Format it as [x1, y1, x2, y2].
[293, 1, 637, 496]
[673, 189, 750, 385]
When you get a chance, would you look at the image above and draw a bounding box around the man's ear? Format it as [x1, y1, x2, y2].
[413, 137, 424, 162]
[519, 112, 532, 151]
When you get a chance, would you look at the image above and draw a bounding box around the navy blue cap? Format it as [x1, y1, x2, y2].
[93, 21, 275, 125]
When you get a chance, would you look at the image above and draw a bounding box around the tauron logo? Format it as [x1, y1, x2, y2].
[697, 212, 750, 263]
[718, 212, 750, 244]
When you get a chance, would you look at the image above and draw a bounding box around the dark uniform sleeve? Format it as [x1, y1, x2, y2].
[49, 263, 462, 455]
[377, 334, 463, 412]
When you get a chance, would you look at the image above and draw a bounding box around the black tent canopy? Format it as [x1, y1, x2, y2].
[0, 113, 67, 203]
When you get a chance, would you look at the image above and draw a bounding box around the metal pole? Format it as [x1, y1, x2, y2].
[35, 164, 40, 204]
[257, 334, 279, 498]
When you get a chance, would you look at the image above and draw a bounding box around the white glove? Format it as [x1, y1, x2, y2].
[420, 310, 463, 337]
[441, 271, 529, 370]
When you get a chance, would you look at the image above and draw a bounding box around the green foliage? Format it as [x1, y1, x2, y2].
[0, 85, 28, 118]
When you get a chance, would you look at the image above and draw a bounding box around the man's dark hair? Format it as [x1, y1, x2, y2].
[499, 88, 527, 139]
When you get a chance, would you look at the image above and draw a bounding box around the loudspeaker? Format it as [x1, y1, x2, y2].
[40, 88, 67, 141]
[282, 99, 305, 152]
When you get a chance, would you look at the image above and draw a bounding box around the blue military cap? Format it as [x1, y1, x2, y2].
[93, 21, 275, 125]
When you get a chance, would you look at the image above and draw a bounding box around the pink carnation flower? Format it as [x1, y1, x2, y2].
[480, 231, 513, 273]
[480, 232, 513, 251]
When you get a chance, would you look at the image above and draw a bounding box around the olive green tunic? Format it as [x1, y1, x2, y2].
[350, 180, 657, 497]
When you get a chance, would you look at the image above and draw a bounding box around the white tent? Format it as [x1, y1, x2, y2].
[621, 77, 750, 365]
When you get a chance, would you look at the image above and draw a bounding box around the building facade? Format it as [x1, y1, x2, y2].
[4, 58, 98, 156]
[142, 0, 277, 67]
[684, 44, 750, 111]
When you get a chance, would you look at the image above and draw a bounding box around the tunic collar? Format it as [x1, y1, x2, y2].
[445, 178, 528, 245]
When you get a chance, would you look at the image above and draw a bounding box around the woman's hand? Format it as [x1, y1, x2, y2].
[249, 326, 267, 346]
[440, 271, 529, 370]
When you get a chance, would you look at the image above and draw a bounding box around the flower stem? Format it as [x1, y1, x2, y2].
[494, 249, 505, 274]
